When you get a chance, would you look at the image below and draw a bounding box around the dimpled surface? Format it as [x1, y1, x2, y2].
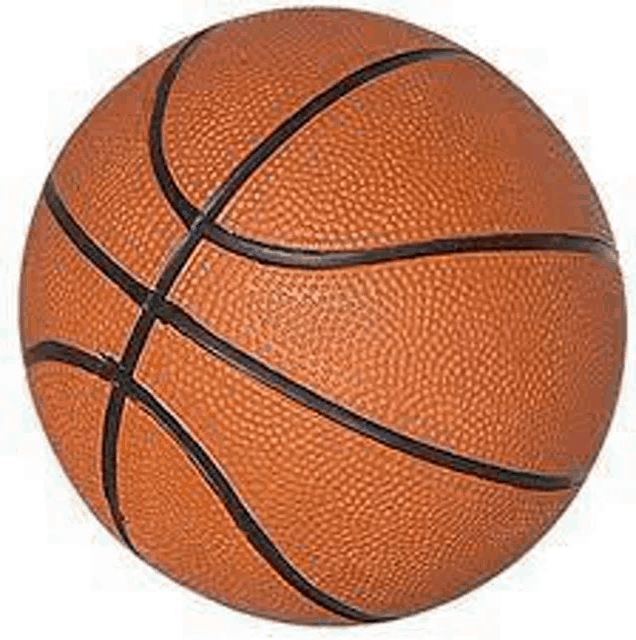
[163, 8, 457, 208]
[136, 323, 572, 617]
[217, 54, 611, 247]
[20, 6, 626, 625]
[52, 43, 185, 286]
[117, 400, 344, 624]
[20, 199, 139, 355]
[171, 246, 625, 474]
[27, 362, 116, 534]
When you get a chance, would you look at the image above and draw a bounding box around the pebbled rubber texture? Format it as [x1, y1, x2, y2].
[21, 198, 139, 356]
[215, 52, 613, 248]
[170, 245, 624, 476]
[161, 9, 459, 211]
[20, 7, 625, 625]
[135, 323, 575, 618]
[52, 42, 186, 287]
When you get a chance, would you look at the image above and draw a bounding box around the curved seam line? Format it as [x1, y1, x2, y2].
[41, 178, 576, 491]
[156, 300, 576, 492]
[93, 41, 463, 565]
[42, 177, 150, 304]
[201, 226, 618, 268]
[149, 28, 209, 227]
[151, 46, 460, 229]
[147, 41, 617, 267]
[24, 340, 387, 623]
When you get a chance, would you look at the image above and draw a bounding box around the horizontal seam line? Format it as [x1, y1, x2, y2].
[201, 225, 618, 269]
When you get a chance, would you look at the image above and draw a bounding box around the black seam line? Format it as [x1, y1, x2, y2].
[42, 180, 575, 492]
[91, 46, 456, 568]
[150, 46, 459, 229]
[204, 225, 618, 268]
[146, 39, 617, 270]
[23, 341, 136, 550]
[43, 177, 150, 305]
[24, 340, 111, 377]
[127, 373, 385, 623]
[198, 48, 458, 219]
[25, 340, 387, 623]
[102, 386, 135, 550]
[156, 300, 576, 492]
[150, 29, 209, 228]
[44, 177, 160, 532]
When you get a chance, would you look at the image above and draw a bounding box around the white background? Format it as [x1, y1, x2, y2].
[1, 0, 634, 638]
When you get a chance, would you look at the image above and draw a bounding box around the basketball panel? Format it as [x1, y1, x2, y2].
[27, 361, 117, 536]
[20, 197, 139, 356]
[162, 7, 459, 209]
[117, 400, 347, 624]
[136, 323, 573, 617]
[217, 54, 612, 248]
[171, 245, 625, 476]
[51, 42, 186, 286]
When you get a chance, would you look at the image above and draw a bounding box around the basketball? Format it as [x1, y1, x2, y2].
[20, 7, 625, 624]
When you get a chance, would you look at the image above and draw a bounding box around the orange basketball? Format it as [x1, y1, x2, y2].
[20, 7, 625, 624]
